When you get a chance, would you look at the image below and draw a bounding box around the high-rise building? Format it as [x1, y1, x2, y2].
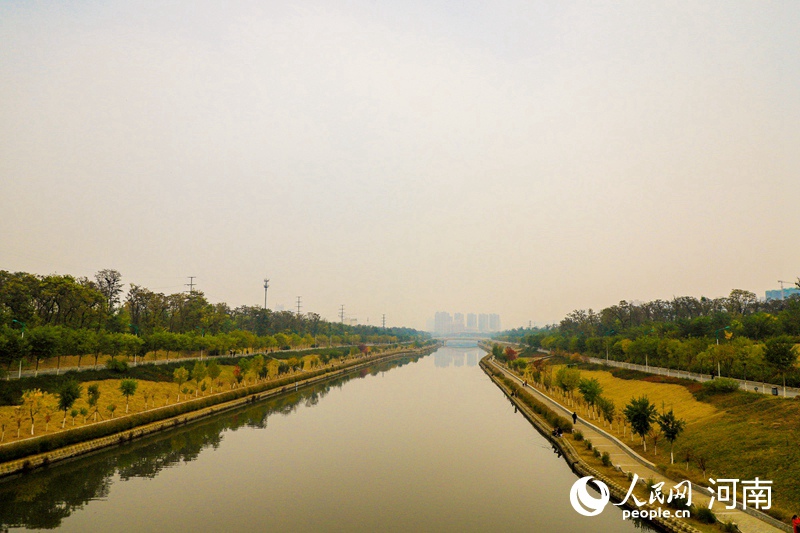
[766, 288, 800, 301]
[489, 313, 501, 332]
[453, 313, 465, 333]
[466, 313, 477, 332]
[434, 311, 453, 335]
[478, 313, 489, 333]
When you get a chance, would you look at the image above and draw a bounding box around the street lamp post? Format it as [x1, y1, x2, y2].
[128, 324, 140, 366]
[743, 362, 747, 392]
[11, 320, 26, 379]
[604, 329, 615, 364]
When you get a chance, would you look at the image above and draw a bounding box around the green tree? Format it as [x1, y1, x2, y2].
[491, 343, 504, 360]
[27, 326, 62, 377]
[173, 367, 189, 400]
[57, 379, 82, 428]
[191, 361, 207, 397]
[657, 409, 686, 464]
[764, 336, 798, 396]
[95, 268, 123, 320]
[555, 366, 581, 405]
[21, 389, 45, 435]
[238, 358, 251, 384]
[624, 395, 657, 451]
[578, 377, 603, 418]
[274, 333, 289, 349]
[119, 379, 138, 413]
[596, 396, 616, 428]
[87, 383, 102, 421]
[207, 360, 221, 393]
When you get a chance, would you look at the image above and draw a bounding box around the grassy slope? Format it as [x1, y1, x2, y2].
[0, 355, 328, 443]
[543, 363, 799, 518]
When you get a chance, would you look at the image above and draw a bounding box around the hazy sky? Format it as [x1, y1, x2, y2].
[2, 1, 799, 330]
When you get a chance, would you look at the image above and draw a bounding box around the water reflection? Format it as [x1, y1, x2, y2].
[0, 355, 422, 531]
[433, 349, 478, 368]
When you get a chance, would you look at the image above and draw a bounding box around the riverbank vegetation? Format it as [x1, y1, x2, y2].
[497, 288, 800, 388]
[0, 269, 429, 377]
[499, 350, 799, 522]
[482, 357, 724, 533]
[0, 342, 437, 464]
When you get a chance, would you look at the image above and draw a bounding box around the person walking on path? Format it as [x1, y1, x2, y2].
[792, 514, 800, 533]
[572, 411, 578, 425]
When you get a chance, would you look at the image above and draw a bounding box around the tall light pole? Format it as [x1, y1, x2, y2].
[714, 326, 731, 377]
[604, 328, 615, 364]
[263, 279, 269, 310]
[11, 320, 25, 379]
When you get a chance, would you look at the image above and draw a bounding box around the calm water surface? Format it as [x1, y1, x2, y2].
[1, 346, 647, 532]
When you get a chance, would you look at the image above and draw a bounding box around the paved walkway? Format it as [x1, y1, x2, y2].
[583, 355, 799, 399]
[487, 357, 788, 533]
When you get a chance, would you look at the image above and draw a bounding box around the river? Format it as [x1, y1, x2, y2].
[0, 345, 647, 532]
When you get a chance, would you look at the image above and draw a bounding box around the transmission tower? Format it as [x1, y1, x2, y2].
[296, 296, 302, 316]
[185, 276, 196, 294]
[339, 304, 345, 324]
[263, 278, 269, 309]
[382, 314, 386, 329]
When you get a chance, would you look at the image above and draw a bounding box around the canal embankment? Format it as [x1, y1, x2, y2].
[0, 343, 439, 478]
[481, 353, 789, 533]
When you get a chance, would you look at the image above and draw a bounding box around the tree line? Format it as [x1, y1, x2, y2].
[497, 287, 800, 388]
[0, 269, 427, 375]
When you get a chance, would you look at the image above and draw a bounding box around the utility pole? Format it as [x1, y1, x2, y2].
[186, 276, 196, 294]
[339, 304, 346, 340]
[296, 296, 302, 316]
[263, 278, 269, 309]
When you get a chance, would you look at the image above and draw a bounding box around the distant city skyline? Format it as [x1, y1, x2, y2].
[429, 311, 501, 335]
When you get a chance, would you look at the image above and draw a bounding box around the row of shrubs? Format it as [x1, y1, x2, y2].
[0, 349, 400, 464]
[0, 347, 358, 406]
[482, 360, 573, 433]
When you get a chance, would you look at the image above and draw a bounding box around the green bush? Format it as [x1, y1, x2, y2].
[701, 378, 740, 393]
[666, 494, 691, 512]
[585, 440, 593, 450]
[693, 505, 716, 524]
[573, 430, 584, 441]
[593, 448, 601, 458]
[601, 451, 611, 466]
[105, 357, 129, 372]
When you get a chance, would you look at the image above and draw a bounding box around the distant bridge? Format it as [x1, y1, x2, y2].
[433, 334, 493, 346]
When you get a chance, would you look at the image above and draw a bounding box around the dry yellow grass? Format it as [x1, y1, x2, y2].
[579, 367, 719, 425]
[0, 353, 340, 444]
[0, 367, 269, 443]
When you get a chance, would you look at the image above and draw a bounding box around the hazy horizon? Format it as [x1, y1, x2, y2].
[2, 1, 799, 330]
